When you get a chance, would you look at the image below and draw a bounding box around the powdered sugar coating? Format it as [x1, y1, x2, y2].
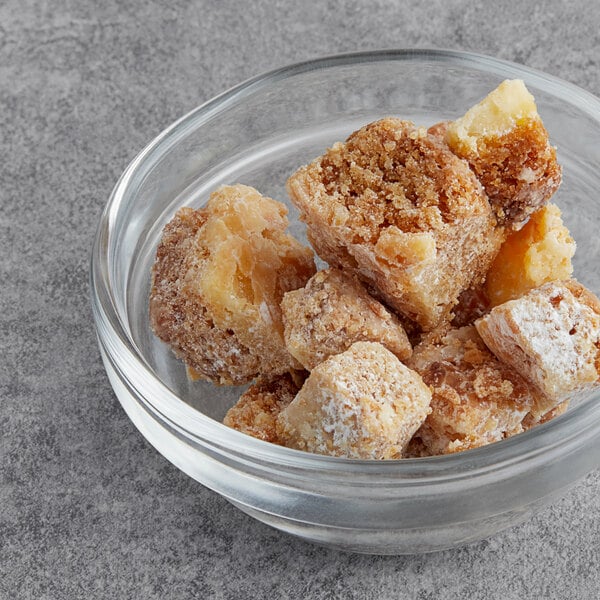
[476, 279, 600, 418]
[276, 342, 431, 459]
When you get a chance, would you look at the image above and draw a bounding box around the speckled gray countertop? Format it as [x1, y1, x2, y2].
[2, 1, 600, 598]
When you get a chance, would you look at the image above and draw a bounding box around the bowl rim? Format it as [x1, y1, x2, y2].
[91, 47, 600, 481]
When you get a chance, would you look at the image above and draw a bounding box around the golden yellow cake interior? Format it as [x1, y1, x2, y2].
[485, 203, 575, 306]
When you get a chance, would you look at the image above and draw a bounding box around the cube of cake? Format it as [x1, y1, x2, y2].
[281, 268, 412, 370]
[276, 342, 431, 459]
[223, 372, 305, 443]
[408, 326, 543, 455]
[446, 79, 562, 228]
[476, 280, 600, 419]
[485, 203, 575, 307]
[149, 184, 316, 385]
[287, 118, 504, 331]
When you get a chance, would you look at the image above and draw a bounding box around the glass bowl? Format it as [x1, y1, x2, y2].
[91, 49, 600, 554]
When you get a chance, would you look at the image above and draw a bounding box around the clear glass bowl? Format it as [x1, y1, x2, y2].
[91, 49, 600, 554]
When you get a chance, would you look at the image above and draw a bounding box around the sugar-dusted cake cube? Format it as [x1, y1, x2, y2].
[408, 326, 543, 455]
[485, 203, 575, 306]
[149, 184, 316, 385]
[446, 79, 562, 228]
[276, 342, 431, 459]
[281, 268, 412, 370]
[476, 279, 600, 419]
[223, 372, 305, 443]
[287, 118, 504, 331]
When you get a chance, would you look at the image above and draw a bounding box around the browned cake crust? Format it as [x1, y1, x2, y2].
[443, 79, 562, 229]
[281, 268, 412, 370]
[408, 326, 543, 455]
[223, 372, 305, 443]
[454, 120, 561, 228]
[149, 207, 252, 383]
[287, 118, 504, 331]
[426, 121, 450, 140]
[434, 121, 561, 230]
[149, 185, 315, 385]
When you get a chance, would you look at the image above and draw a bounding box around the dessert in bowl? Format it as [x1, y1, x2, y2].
[91, 50, 600, 554]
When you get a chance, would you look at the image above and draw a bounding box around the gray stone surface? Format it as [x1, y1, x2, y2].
[2, 0, 600, 597]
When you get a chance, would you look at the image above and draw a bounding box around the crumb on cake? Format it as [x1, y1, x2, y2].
[223, 372, 305, 443]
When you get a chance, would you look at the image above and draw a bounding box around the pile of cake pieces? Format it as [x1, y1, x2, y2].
[150, 79, 600, 459]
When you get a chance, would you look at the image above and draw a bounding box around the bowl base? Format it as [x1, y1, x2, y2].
[229, 499, 537, 555]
